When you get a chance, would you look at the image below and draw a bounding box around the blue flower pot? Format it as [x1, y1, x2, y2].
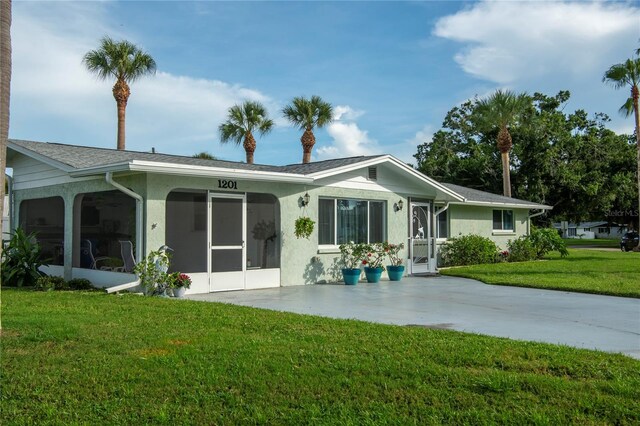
[386, 265, 405, 281]
[342, 268, 361, 285]
[364, 267, 383, 283]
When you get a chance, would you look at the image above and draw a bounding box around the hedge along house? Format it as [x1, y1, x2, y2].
[6, 139, 551, 294]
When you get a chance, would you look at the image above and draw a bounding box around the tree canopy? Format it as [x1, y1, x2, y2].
[414, 91, 638, 226]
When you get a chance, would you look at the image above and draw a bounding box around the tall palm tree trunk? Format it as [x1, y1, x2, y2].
[501, 152, 511, 198]
[0, 0, 11, 330]
[633, 85, 640, 243]
[301, 127, 315, 164]
[243, 132, 256, 164]
[112, 79, 130, 151]
[497, 126, 513, 197]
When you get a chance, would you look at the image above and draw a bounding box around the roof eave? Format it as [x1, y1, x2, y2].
[71, 160, 313, 183]
[8, 141, 75, 173]
[449, 200, 553, 210]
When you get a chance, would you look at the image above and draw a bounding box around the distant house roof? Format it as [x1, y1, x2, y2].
[552, 221, 624, 229]
[441, 183, 552, 209]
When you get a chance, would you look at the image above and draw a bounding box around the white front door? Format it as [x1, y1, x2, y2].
[409, 202, 431, 274]
[209, 193, 245, 291]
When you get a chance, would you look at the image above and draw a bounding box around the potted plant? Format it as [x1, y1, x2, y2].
[294, 216, 315, 239]
[383, 242, 405, 281]
[338, 241, 365, 285]
[133, 249, 173, 296]
[171, 273, 191, 298]
[362, 243, 386, 283]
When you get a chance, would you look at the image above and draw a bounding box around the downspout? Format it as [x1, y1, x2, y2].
[527, 209, 546, 234]
[5, 173, 12, 234]
[105, 172, 143, 293]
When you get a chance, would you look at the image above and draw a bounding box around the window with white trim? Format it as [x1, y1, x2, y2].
[492, 209, 514, 231]
[436, 210, 448, 239]
[318, 198, 386, 245]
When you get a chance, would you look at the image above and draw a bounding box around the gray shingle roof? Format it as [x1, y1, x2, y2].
[9, 139, 382, 175]
[441, 183, 550, 208]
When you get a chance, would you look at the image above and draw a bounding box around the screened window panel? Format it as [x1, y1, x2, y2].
[246, 193, 280, 269]
[20, 197, 65, 266]
[318, 199, 335, 245]
[437, 211, 448, 238]
[337, 199, 368, 244]
[166, 192, 207, 272]
[503, 210, 514, 231]
[493, 210, 503, 230]
[368, 201, 385, 243]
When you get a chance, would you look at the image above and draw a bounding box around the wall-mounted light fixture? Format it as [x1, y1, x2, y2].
[394, 199, 404, 212]
[301, 192, 311, 206]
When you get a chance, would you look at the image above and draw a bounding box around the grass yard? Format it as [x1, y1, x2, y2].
[1, 290, 639, 424]
[440, 249, 640, 298]
[563, 238, 620, 248]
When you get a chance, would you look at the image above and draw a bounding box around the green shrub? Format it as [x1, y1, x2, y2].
[507, 237, 537, 262]
[441, 235, 499, 266]
[68, 278, 95, 290]
[1, 228, 48, 287]
[529, 227, 569, 258]
[34, 276, 67, 291]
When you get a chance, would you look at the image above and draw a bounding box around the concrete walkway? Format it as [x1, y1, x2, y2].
[186, 276, 640, 359]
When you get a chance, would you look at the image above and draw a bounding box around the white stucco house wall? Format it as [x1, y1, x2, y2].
[6, 139, 551, 294]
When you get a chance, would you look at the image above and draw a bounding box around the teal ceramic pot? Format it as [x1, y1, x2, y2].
[386, 265, 405, 281]
[342, 268, 361, 285]
[364, 267, 383, 283]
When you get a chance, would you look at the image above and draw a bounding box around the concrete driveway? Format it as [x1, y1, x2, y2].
[186, 276, 640, 359]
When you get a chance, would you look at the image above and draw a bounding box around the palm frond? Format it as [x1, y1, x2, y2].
[618, 97, 635, 118]
[219, 100, 273, 144]
[602, 58, 640, 89]
[282, 95, 333, 130]
[83, 36, 156, 83]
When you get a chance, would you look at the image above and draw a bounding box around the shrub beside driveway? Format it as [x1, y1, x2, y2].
[440, 249, 640, 298]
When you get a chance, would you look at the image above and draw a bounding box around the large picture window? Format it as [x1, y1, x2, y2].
[319, 198, 386, 245]
[493, 209, 514, 231]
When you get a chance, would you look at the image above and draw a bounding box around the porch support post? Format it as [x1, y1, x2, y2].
[63, 195, 74, 281]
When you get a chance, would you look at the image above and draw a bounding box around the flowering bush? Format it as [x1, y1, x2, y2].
[171, 273, 192, 289]
[338, 241, 368, 269]
[382, 242, 405, 266]
[361, 243, 386, 270]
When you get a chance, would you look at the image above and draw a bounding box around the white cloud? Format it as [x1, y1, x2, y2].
[10, 2, 275, 157]
[407, 125, 433, 148]
[433, 1, 640, 84]
[315, 105, 381, 160]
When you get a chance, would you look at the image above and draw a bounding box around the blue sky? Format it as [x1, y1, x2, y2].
[9, 0, 640, 165]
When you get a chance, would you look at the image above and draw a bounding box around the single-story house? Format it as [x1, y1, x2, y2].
[553, 221, 628, 239]
[6, 139, 551, 294]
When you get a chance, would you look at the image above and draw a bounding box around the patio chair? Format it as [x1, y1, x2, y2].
[80, 239, 110, 270]
[119, 240, 137, 273]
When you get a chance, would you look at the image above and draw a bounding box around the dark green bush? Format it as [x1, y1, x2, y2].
[507, 237, 537, 262]
[67, 278, 95, 290]
[2, 228, 48, 287]
[441, 235, 499, 266]
[529, 227, 569, 258]
[35, 276, 67, 291]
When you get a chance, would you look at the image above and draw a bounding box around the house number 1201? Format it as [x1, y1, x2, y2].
[218, 179, 238, 190]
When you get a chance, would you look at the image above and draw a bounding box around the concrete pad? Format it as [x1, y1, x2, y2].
[186, 276, 640, 359]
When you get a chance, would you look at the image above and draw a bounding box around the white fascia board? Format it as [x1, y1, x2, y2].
[71, 160, 313, 183]
[449, 201, 553, 210]
[308, 155, 465, 202]
[8, 142, 75, 173]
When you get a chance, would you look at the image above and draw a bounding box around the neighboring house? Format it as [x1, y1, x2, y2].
[6, 139, 551, 294]
[552, 221, 627, 239]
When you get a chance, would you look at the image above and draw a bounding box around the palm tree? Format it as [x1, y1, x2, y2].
[603, 55, 640, 238]
[83, 36, 156, 150]
[282, 95, 333, 164]
[476, 90, 529, 197]
[0, 0, 11, 330]
[219, 101, 274, 164]
[193, 152, 217, 160]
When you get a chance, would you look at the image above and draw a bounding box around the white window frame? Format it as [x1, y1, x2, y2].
[492, 209, 515, 233]
[436, 209, 449, 240]
[318, 197, 387, 248]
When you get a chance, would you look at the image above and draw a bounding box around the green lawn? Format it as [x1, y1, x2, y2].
[563, 238, 620, 248]
[440, 249, 640, 298]
[2, 290, 639, 424]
